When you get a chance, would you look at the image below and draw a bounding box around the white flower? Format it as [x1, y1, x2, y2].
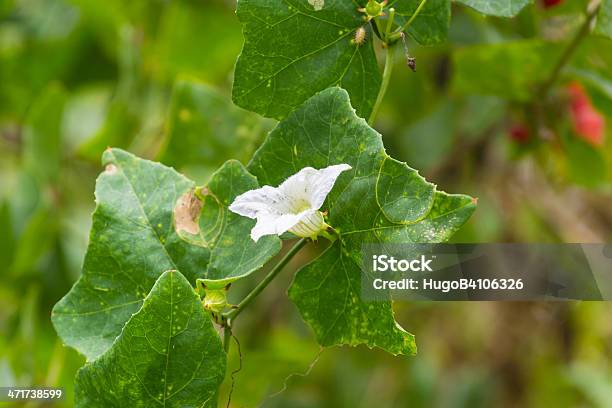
[229, 164, 352, 242]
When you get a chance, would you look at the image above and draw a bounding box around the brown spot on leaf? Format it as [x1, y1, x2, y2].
[174, 190, 202, 235]
[105, 164, 118, 174]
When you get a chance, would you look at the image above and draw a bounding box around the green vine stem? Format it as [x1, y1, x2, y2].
[395, 0, 428, 35]
[385, 7, 396, 39]
[369, 0, 429, 125]
[539, 0, 601, 98]
[369, 45, 395, 125]
[223, 324, 231, 352]
[223, 238, 308, 322]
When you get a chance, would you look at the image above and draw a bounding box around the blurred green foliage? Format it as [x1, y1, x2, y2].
[1, 0, 611, 407]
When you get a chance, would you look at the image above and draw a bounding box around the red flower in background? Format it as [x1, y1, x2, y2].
[542, 0, 563, 8]
[508, 124, 530, 143]
[567, 82, 605, 146]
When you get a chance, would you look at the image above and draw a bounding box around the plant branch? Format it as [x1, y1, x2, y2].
[540, 1, 601, 97]
[368, 45, 395, 126]
[224, 238, 308, 322]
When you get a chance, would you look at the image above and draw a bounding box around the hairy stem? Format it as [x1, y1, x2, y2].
[368, 45, 395, 126]
[224, 238, 308, 322]
[540, 1, 601, 97]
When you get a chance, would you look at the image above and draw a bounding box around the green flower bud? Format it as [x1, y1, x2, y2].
[202, 287, 228, 314]
[365, 0, 384, 18]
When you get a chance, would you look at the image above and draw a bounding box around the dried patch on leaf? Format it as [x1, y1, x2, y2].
[105, 164, 118, 174]
[308, 0, 324, 11]
[174, 190, 203, 235]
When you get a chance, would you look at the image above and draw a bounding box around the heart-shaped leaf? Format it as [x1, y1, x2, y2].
[52, 148, 209, 361]
[232, 0, 381, 121]
[232, 0, 454, 121]
[248, 87, 476, 355]
[75, 271, 226, 408]
[52, 150, 279, 361]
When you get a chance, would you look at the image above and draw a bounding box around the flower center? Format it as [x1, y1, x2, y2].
[291, 198, 312, 213]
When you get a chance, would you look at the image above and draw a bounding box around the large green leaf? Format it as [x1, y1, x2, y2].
[52, 148, 209, 361]
[455, 0, 531, 17]
[595, 0, 612, 39]
[232, 0, 453, 120]
[75, 271, 226, 408]
[175, 160, 282, 289]
[158, 79, 271, 179]
[52, 150, 280, 360]
[22, 83, 66, 186]
[232, 0, 381, 121]
[452, 40, 562, 101]
[248, 87, 476, 355]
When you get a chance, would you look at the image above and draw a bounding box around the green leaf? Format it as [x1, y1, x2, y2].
[77, 27, 142, 161]
[52, 150, 281, 360]
[174, 160, 282, 289]
[562, 132, 607, 189]
[232, 0, 454, 118]
[10, 206, 58, 276]
[232, 0, 381, 120]
[62, 86, 112, 152]
[288, 241, 416, 355]
[248, 87, 476, 354]
[75, 271, 226, 408]
[595, 0, 612, 39]
[452, 40, 562, 101]
[153, 1, 243, 82]
[455, 0, 531, 18]
[22, 83, 66, 185]
[77, 101, 139, 162]
[158, 79, 271, 180]
[393, 0, 451, 45]
[397, 100, 456, 170]
[52, 148, 210, 361]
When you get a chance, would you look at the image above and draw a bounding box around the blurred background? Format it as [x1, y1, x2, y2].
[1, 0, 611, 406]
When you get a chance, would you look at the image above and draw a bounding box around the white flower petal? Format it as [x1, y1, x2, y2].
[250, 210, 314, 242]
[229, 185, 292, 219]
[278, 163, 351, 210]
